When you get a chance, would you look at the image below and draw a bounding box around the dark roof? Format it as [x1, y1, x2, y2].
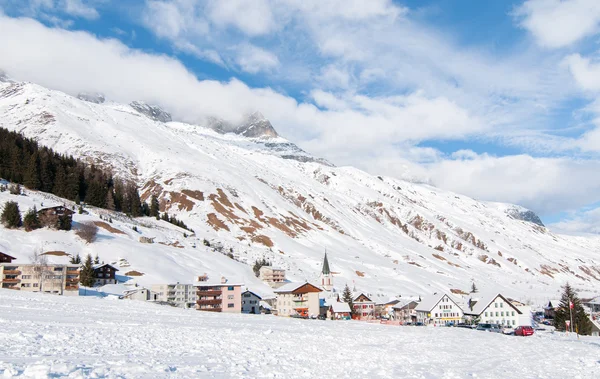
[0, 252, 17, 260]
[322, 252, 331, 275]
[92, 263, 119, 271]
[242, 290, 262, 300]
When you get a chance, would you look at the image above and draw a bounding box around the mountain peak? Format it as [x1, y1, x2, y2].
[77, 92, 105, 104]
[234, 111, 278, 138]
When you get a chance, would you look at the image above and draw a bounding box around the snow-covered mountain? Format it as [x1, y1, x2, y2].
[1, 79, 599, 304]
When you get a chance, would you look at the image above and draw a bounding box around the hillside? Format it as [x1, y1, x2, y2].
[1, 79, 600, 303]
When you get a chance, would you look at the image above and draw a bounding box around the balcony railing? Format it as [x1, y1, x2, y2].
[66, 270, 79, 275]
[198, 307, 222, 312]
[196, 299, 223, 306]
[2, 270, 21, 275]
[1, 278, 20, 284]
[197, 290, 222, 296]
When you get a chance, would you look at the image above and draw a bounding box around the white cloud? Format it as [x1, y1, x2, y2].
[62, 0, 98, 20]
[234, 44, 279, 74]
[564, 53, 600, 92]
[550, 206, 600, 234]
[206, 0, 275, 36]
[513, 0, 600, 48]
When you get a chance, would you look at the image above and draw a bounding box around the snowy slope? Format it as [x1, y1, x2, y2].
[1, 80, 600, 304]
[0, 290, 599, 378]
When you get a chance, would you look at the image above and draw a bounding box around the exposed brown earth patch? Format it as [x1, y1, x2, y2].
[355, 270, 365, 277]
[234, 203, 247, 214]
[182, 190, 204, 201]
[432, 253, 446, 261]
[42, 251, 68, 256]
[579, 266, 600, 281]
[447, 262, 461, 268]
[168, 191, 194, 212]
[251, 234, 273, 247]
[207, 213, 230, 231]
[451, 289, 468, 295]
[93, 221, 126, 235]
[125, 270, 144, 276]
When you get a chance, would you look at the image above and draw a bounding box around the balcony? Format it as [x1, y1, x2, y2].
[65, 285, 79, 291]
[2, 284, 19, 290]
[2, 270, 21, 275]
[66, 270, 79, 275]
[197, 290, 222, 296]
[197, 299, 222, 306]
[2, 278, 20, 284]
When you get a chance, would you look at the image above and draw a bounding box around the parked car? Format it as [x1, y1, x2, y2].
[415, 322, 425, 326]
[476, 323, 502, 333]
[514, 326, 535, 336]
[445, 321, 455, 327]
[456, 323, 474, 329]
[542, 320, 552, 326]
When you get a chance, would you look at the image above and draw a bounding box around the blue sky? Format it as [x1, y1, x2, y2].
[2, 0, 600, 231]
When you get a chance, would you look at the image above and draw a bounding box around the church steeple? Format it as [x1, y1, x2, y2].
[322, 252, 331, 275]
[320, 251, 333, 291]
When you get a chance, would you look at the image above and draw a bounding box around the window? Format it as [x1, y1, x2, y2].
[495, 312, 499, 317]
[500, 303, 503, 308]
[501, 312, 504, 317]
[33, 283, 39, 287]
[484, 312, 488, 317]
[495, 303, 498, 308]
[228, 303, 234, 308]
[228, 286, 234, 291]
[511, 311, 515, 316]
[22, 283, 31, 287]
[22, 275, 31, 279]
[53, 267, 63, 271]
[512, 320, 515, 325]
[228, 295, 234, 300]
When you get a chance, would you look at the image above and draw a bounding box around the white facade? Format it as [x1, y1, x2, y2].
[151, 283, 197, 308]
[241, 291, 262, 314]
[1, 263, 79, 296]
[465, 294, 523, 327]
[275, 283, 322, 317]
[416, 294, 464, 326]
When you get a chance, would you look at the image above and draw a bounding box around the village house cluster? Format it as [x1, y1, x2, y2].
[1, 249, 599, 335]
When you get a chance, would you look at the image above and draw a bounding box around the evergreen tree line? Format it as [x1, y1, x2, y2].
[0, 127, 143, 216]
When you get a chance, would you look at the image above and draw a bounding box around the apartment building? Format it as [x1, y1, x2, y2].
[259, 266, 286, 287]
[274, 282, 322, 318]
[0, 263, 80, 295]
[194, 276, 242, 313]
[150, 283, 197, 308]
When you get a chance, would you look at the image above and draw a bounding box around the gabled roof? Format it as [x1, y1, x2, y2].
[330, 302, 351, 313]
[92, 263, 119, 271]
[415, 293, 463, 312]
[545, 299, 562, 309]
[242, 290, 262, 300]
[353, 292, 373, 302]
[0, 252, 16, 260]
[464, 293, 522, 316]
[274, 282, 322, 294]
[393, 300, 419, 310]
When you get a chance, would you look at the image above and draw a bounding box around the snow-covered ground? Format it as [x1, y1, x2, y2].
[0, 290, 598, 378]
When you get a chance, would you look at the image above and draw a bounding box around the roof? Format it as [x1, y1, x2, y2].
[353, 292, 373, 302]
[322, 252, 331, 275]
[393, 300, 419, 310]
[242, 290, 262, 299]
[464, 293, 522, 316]
[0, 252, 16, 260]
[274, 282, 323, 294]
[194, 282, 244, 287]
[93, 263, 119, 271]
[415, 293, 445, 312]
[584, 296, 600, 305]
[546, 299, 562, 309]
[330, 302, 351, 313]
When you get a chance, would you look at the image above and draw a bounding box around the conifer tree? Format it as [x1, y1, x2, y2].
[94, 254, 100, 264]
[150, 195, 160, 218]
[1, 201, 22, 228]
[105, 190, 116, 211]
[471, 282, 478, 294]
[24, 152, 41, 190]
[23, 206, 41, 231]
[342, 284, 356, 317]
[70, 253, 81, 264]
[79, 254, 96, 287]
[553, 283, 593, 335]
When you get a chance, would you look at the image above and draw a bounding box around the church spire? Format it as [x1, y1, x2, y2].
[322, 251, 331, 275]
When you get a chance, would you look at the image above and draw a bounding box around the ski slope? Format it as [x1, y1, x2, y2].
[1, 79, 600, 304]
[0, 290, 598, 378]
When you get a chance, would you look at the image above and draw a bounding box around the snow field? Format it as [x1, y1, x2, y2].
[0, 290, 599, 378]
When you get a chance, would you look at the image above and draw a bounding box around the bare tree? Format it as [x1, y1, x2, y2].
[30, 248, 52, 292]
[76, 222, 98, 244]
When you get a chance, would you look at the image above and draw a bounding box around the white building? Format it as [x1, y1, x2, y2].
[241, 290, 262, 314]
[122, 287, 155, 301]
[0, 263, 79, 295]
[151, 283, 197, 308]
[259, 266, 286, 287]
[464, 293, 523, 327]
[274, 282, 322, 317]
[415, 293, 464, 326]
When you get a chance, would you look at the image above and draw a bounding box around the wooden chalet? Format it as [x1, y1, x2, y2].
[0, 252, 16, 264]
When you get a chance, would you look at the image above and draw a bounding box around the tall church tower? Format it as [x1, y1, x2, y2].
[320, 251, 333, 291]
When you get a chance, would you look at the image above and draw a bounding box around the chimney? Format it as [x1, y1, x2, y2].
[221, 276, 227, 284]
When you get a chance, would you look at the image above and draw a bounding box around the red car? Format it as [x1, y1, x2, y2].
[514, 326, 534, 336]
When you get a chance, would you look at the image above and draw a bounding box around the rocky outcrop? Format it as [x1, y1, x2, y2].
[130, 101, 172, 122]
[506, 208, 545, 227]
[77, 92, 105, 104]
